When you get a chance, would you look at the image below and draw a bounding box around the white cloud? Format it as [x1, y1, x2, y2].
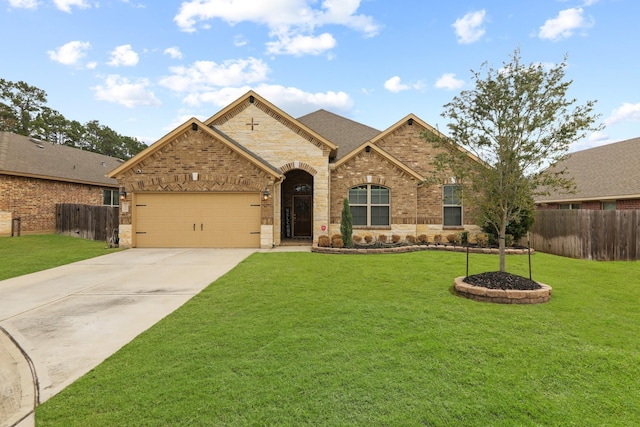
[159, 57, 270, 93]
[173, 0, 380, 56]
[53, 0, 90, 13]
[383, 76, 423, 93]
[108, 44, 139, 67]
[93, 75, 161, 108]
[182, 84, 353, 116]
[538, 8, 593, 41]
[605, 102, 640, 125]
[163, 46, 183, 59]
[47, 40, 91, 66]
[452, 10, 487, 44]
[8, 0, 38, 8]
[384, 76, 408, 93]
[266, 32, 336, 56]
[233, 35, 248, 47]
[434, 73, 464, 90]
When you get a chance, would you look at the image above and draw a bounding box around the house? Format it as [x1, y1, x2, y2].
[0, 132, 122, 235]
[107, 91, 480, 248]
[535, 136, 640, 210]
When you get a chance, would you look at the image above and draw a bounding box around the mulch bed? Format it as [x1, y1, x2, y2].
[463, 271, 541, 290]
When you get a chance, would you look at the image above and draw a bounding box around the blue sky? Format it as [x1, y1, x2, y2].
[2, 0, 639, 151]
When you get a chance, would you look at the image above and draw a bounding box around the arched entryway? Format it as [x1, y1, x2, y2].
[281, 169, 314, 240]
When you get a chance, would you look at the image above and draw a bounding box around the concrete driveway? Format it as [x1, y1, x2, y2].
[0, 248, 260, 427]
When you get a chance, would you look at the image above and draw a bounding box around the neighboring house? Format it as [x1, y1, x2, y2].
[108, 91, 480, 248]
[0, 132, 123, 235]
[536, 136, 640, 210]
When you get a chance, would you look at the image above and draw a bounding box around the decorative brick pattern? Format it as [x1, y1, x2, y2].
[0, 175, 106, 235]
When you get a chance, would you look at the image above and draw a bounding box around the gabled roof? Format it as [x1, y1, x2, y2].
[536, 136, 640, 203]
[371, 114, 481, 164]
[0, 131, 120, 186]
[297, 109, 381, 160]
[204, 90, 338, 158]
[107, 118, 282, 180]
[333, 141, 424, 182]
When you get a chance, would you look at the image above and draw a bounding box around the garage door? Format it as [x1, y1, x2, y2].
[134, 193, 261, 248]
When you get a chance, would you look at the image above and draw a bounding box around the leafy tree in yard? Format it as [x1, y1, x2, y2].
[424, 49, 601, 272]
[341, 198, 353, 248]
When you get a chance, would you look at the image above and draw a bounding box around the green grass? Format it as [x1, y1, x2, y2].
[37, 251, 640, 426]
[0, 234, 121, 281]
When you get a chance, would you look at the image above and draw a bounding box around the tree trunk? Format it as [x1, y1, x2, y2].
[499, 214, 507, 272]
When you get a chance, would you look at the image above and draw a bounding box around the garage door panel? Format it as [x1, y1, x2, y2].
[134, 193, 261, 248]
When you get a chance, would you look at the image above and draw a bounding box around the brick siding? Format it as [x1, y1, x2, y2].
[538, 199, 640, 210]
[116, 128, 276, 229]
[0, 174, 105, 235]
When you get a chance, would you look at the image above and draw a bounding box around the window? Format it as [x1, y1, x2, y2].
[559, 203, 581, 210]
[103, 189, 119, 206]
[443, 185, 462, 227]
[602, 201, 616, 211]
[348, 185, 390, 226]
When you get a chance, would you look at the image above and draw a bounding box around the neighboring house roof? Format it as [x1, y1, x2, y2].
[0, 131, 120, 187]
[297, 109, 381, 160]
[107, 118, 282, 180]
[536, 136, 640, 203]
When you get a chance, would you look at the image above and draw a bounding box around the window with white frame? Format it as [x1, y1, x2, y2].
[443, 184, 462, 227]
[103, 189, 119, 206]
[348, 185, 390, 226]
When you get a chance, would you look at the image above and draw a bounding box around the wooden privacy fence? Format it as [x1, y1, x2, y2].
[529, 209, 640, 261]
[56, 204, 119, 242]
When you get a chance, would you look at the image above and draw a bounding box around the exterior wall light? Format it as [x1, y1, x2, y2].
[119, 187, 127, 199]
[262, 187, 270, 200]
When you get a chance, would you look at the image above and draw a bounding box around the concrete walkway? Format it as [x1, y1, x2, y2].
[0, 247, 294, 427]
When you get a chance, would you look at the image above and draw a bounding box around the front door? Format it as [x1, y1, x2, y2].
[293, 195, 312, 238]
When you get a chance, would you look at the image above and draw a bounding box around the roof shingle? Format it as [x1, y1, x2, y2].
[536, 136, 640, 202]
[297, 109, 380, 160]
[0, 132, 120, 187]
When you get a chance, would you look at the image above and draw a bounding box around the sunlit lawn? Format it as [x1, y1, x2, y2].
[36, 250, 640, 426]
[0, 234, 120, 281]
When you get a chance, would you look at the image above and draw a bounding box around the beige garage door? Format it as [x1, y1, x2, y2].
[134, 193, 261, 248]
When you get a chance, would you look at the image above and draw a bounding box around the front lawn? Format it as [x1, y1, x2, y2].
[37, 251, 640, 426]
[0, 234, 121, 281]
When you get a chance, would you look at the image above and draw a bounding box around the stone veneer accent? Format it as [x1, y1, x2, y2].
[215, 104, 331, 246]
[454, 276, 551, 304]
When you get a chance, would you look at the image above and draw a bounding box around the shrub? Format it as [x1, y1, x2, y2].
[378, 234, 388, 243]
[406, 235, 417, 244]
[391, 234, 401, 244]
[475, 233, 487, 247]
[446, 234, 458, 244]
[331, 234, 342, 241]
[340, 198, 353, 248]
[505, 234, 514, 248]
[318, 235, 331, 247]
[418, 234, 429, 244]
[460, 231, 469, 245]
[352, 235, 363, 244]
[332, 237, 344, 248]
[433, 234, 442, 244]
[364, 235, 373, 244]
